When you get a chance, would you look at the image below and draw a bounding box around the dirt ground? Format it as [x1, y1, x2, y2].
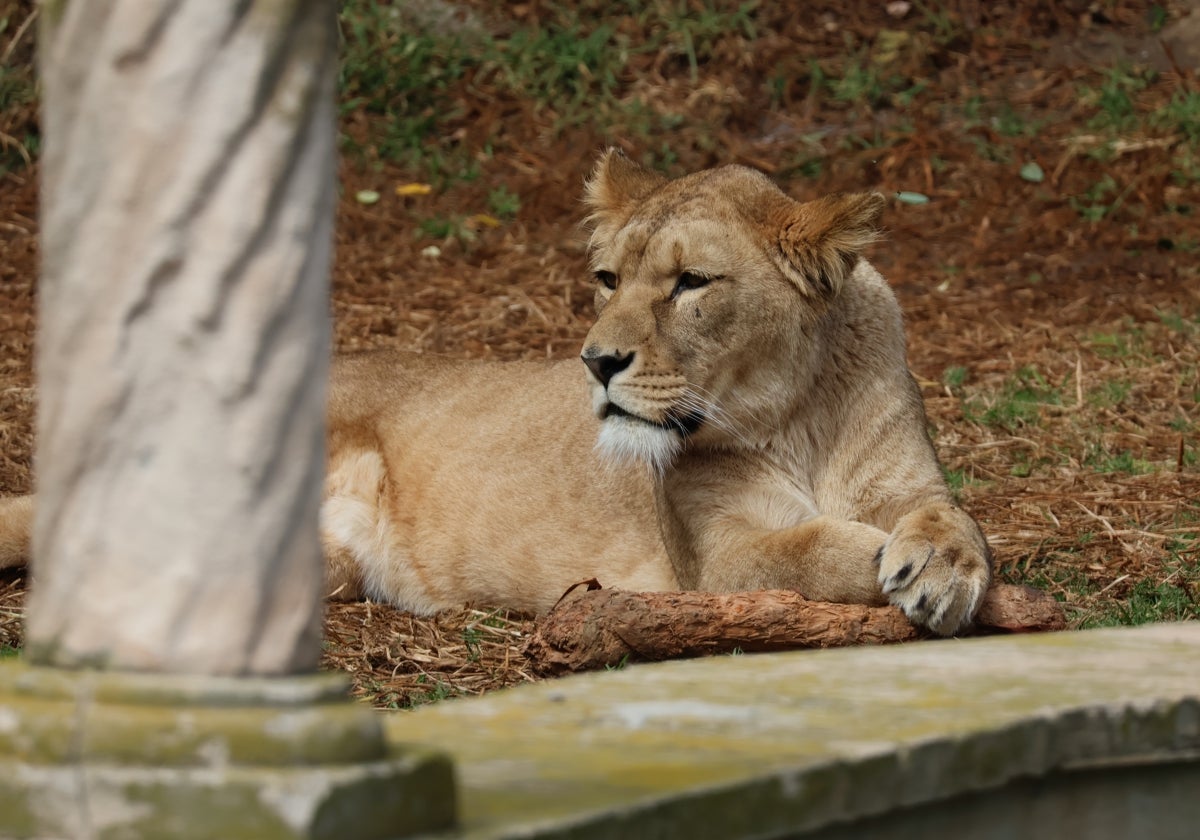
[1, 1, 1197, 706]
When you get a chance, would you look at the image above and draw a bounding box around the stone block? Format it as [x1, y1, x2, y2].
[0, 663, 456, 839]
[384, 623, 1200, 838]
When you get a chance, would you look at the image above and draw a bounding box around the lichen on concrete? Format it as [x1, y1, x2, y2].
[384, 623, 1200, 838]
[0, 663, 457, 839]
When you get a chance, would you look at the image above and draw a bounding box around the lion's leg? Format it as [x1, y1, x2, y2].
[0, 494, 33, 570]
[876, 501, 992, 636]
[694, 515, 890, 606]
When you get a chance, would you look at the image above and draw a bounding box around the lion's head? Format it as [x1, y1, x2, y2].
[580, 149, 885, 471]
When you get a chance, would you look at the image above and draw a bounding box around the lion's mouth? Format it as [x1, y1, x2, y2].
[604, 402, 704, 437]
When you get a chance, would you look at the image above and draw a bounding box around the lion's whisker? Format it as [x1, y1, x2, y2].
[676, 388, 759, 450]
[679, 385, 768, 447]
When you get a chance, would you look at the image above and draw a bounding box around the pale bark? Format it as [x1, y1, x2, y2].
[26, 0, 337, 674]
[525, 584, 1067, 675]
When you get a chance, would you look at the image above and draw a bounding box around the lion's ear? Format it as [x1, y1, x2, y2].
[584, 148, 667, 227]
[771, 191, 886, 297]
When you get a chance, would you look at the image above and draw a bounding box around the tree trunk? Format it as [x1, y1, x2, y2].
[26, 0, 336, 675]
[525, 584, 1067, 674]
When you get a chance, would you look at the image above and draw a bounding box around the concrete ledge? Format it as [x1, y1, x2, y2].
[0, 748, 454, 840]
[0, 665, 457, 839]
[384, 623, 1200, 839]
[0, 663, 393, 769]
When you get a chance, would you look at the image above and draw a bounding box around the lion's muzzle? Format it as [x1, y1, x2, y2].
[581, 348, 633, 388]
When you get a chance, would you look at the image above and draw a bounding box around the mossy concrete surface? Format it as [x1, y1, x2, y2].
[0, 664, 456, 839]
[384, 623, 1200, 839]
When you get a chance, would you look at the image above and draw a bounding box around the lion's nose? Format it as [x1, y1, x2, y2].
[581, 349, 634, 388]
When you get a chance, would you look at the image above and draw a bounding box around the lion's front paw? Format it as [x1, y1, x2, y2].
[876, 505, 992, 636]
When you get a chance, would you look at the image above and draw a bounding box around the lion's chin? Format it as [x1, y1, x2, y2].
[595, 416, 682, 474]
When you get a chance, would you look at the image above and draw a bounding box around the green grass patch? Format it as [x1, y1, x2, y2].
[942, 364, 968, 394]
[1170, 146, 1200, 185]
[827, 58, 893, 107]
[0, 644, 19, 660]
[805, 52, 924, 123]
[406, 675, 461, 708]
[968, 132, 1013, 164]
[0, 63, 34, 112]
[495, 21, 626, 120]
[362, 674, 463, 710]
[1158, 308, 1200, 335]
[487, 185, 521, 219]
[605, 653, 632, 671]
[1008, 450, 1057, 478]
[1154, 89, 1200, 143]
[0, 49, 38, 174]
[357, 678, 403, 709]
[1080, 65, 1151, 133]
[463, 627, 483, 663]
[337, 0, 766, 175]
[1070, 174, 1134, 222]
[338, 1, 479, 172]
[1080, 566, 1200, 629]
[1073, 66, 1200, 187]
[1001, 563, 1095, 603]
[417, 215, 475, 244]
[940, 465, 982, 501]
[992, 101, 1041, 138]
[1087, 322, 1148, 359]
[1181, 446, 1198, 470]
[1083, 445, 1156, 475]
[644, 0, 758, 82]
[1087, 379, 1131, 408]
[1149, 4, 1170, 32]
[964, 366, 1061, 431]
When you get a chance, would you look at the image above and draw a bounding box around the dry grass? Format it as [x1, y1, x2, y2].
[0, 571, 23, 653]
[321, 603, 538, 707]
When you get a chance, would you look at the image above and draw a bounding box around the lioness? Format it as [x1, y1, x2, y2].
[0, 150, 991, 635]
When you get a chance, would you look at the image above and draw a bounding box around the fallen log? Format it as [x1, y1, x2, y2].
[524, 583, 1066, 675]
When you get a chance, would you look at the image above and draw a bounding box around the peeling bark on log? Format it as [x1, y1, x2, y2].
[973, 584, 1068, 633]
[524, 584, 1066, 675]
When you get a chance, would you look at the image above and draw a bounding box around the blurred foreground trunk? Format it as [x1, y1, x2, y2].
[26, 0, 337, 675]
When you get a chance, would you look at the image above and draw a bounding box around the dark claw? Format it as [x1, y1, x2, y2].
[894, 562, 913, 582]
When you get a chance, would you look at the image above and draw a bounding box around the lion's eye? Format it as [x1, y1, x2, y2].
[672, 271, 712, 297]
[594, 270, 618, 291]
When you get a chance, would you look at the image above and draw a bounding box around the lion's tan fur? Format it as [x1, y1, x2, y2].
[0, 151, 991, 634]
[319, 352, 675, 613]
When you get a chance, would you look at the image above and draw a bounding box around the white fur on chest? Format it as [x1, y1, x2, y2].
[595, 417, 682, 475]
